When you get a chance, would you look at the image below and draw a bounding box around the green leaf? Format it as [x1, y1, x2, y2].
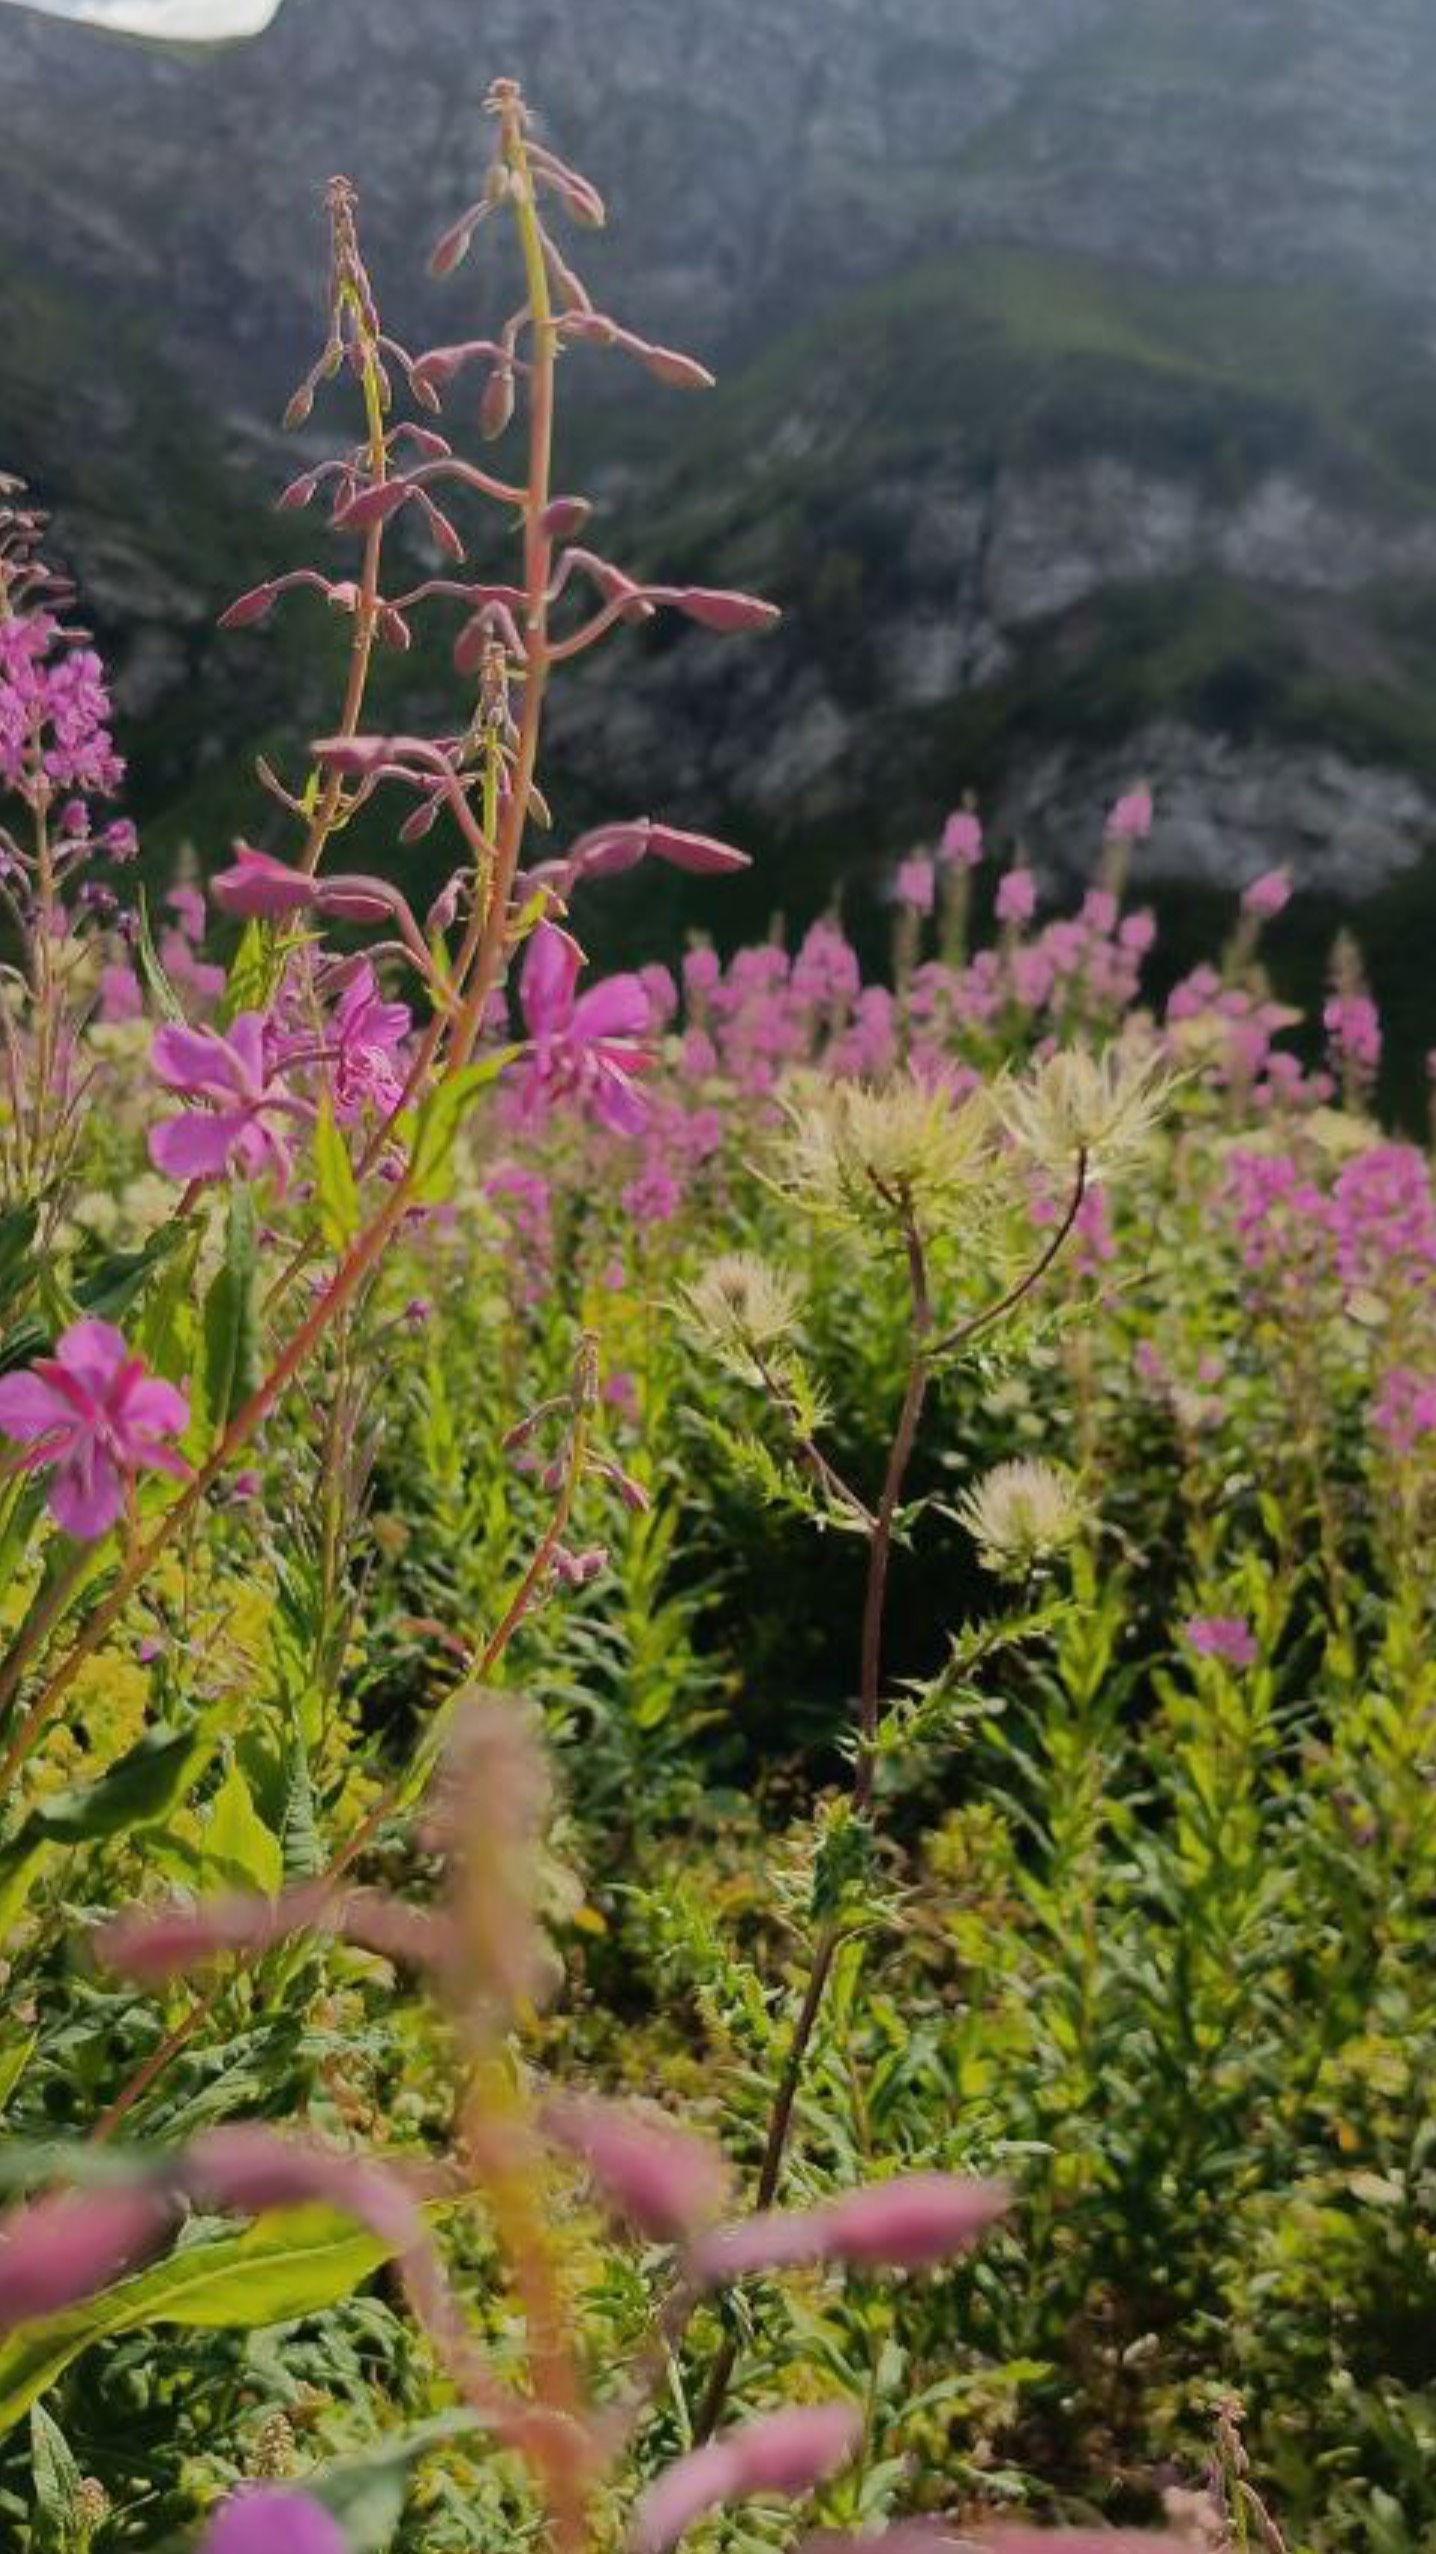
[29, 2402, 83, 2551]
[407, 1052, 516, 1204]
[133, 889, 188, 1026]
[279, 1737, 324, 1882]
[200, 1184, 259, 1436]
[221, 918, 292, 1027]
[0, 2032, 35, 2117]
[202, 1756, 283, 1896]
[313, 1097, 361, 1253]
[0, 1718, 221, 1939]
[75, 1222, 188, 1329]
[0, 2203, 405, 2435]
[0, 1205, 38, 1328]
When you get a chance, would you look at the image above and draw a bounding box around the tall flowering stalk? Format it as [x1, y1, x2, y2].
[0, 77, 769, 1789]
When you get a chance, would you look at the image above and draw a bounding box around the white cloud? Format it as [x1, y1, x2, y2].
[0, 0, 285, 36]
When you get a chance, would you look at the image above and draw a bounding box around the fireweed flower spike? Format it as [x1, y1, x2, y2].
[631, 2404, 863, 2554]
[0, 1320, 190, 1539]
[515, 921, 651, 1135]
[201, 2491, 348, 2554]
[149, 1012, 304, 1188]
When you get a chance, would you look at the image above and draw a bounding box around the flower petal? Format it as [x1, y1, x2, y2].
[521, 923, 582, 1040]
[49, 1451, 125, 1541]
[149, 1112, 244, 1180]
[0, 1373, 70, 1445]
[571, 973, 649, 1043]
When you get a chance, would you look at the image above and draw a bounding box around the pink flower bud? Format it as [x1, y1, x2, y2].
[411, 339, 508, 391]
[218, 584, 277, 630]
[632, 2405, 861, 2554]
[202, 2487, 348, 2554]
[0, 2184, 178, 2332]
[429, 206, 486, 278]
[670, 586, 780, 635]
[480, 367, 516, 440]
[426, 871, 464, 932]
[312, 735, 391, 775]
[211, 847, 318, 921]
[277, 472, 320, 511]
[635, 341, 716, 390]
[315, 877, 402, 924]
[646, 822, 751, 876]
[283, 382, 316, 432]
[540, 496, 593, 540]
[331, 480, 411, 533]
[403, 797, 444, 847]
[545, 2097, 730, 2241]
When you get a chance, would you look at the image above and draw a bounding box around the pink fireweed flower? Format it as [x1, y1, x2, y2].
[329, 962, 411, 1120]
[0, 1321, 190, 1539]
[1242, 867, 1291, 921]
[632, 2404, 862, 2554]
[202, 2489, 348, 2554]
[515, 922, 650, 1135]
[1183, 1615, 1258, 1669]
[996, 866, 1037, 927]
[0, 2181, 178, 2333]
[895, 856, 935, 915]
[1324, 992, 1381, 1080]
[1106, 783, 1153, 841]
[149, 1012, 302, 1188]
[939, 808, 984, 868]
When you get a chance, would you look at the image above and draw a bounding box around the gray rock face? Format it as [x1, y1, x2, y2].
[6, 0, 1436, 895]
[999, 725, 1436, 898]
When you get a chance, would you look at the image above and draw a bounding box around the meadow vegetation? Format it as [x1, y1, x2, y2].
[0, 73, 1432, 2554]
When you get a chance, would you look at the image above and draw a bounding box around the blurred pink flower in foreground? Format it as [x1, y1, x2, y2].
[632, 2403, 862, 2553]
[516, 921, 650, 1135]
[0, 1320, 189, 1538]
[696, 2171, 1009, 2281]
[0, 2180, 177, 2331]
[546, 2095, 730, 2240]
[202, 2488, 347, 2554]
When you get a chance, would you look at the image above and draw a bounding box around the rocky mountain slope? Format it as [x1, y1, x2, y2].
[8, 0, 1436, 934]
